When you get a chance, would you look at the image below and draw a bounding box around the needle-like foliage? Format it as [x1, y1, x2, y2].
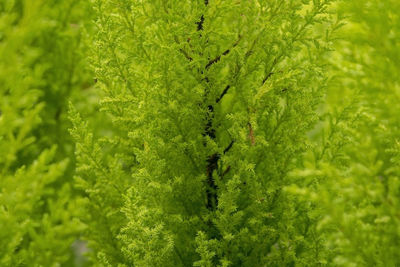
[70, 1, 339, 265]
[0, 0, 92, 265]
[287, 0, 400, 266]
[2, 0, 400, 266]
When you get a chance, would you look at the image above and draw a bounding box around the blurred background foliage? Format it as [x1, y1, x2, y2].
[289, 0, 400, 266]
[0, 0, 96, 266]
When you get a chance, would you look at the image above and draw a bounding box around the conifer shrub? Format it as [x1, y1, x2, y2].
[287, 0, 400, 266]
[69, 0, 340, 265]
[329, 1, 400, 265]
[2, 0, 400, 266]
[0, 0, 92, 265]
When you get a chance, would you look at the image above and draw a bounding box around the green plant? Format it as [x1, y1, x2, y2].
[70, 0, 339, 265]
[287, 0, 400, 266]
[0, 0, 92, 265]
[2, 0, 400, 266]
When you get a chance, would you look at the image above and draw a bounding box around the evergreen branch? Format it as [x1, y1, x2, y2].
[205, 36, 241, 70]
[261, 58, 279, 85]
[196, 0, 209, 31]
[197, 15, 205, 31]
[179, 48, 193, 61]
[224, 140, 234, 154]
[221, 165, 231, 178]
[194, 0, 221, 213]
[262, 71, 274, 85]
[248, 122, 256, 145]
[216, 85, 230, 103]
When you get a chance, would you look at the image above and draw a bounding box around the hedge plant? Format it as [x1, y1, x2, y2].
[0, 0, 92, 266]
[69, 0, 339, 265]
[1, 0, 400, 266]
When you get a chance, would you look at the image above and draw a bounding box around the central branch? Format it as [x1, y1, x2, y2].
[197, 1, 234, 212]
[196, 0, 219, 212]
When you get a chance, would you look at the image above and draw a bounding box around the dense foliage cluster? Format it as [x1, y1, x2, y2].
[1, 0, 400, 266]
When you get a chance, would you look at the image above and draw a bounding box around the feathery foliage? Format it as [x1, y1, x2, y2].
[287, 0, 400, 266]
[70, 0, 339, 265]
[2, 0, 400, 266]
[0, 0, 92, 265]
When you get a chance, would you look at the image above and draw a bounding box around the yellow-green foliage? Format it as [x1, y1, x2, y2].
[71, 0, 338, 265]
[287, 0, 400, 266]
[1, 0, 400, 266]
[0, 0, 92, 266]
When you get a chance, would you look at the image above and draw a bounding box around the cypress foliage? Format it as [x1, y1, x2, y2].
[288, 0, 400, 266]
[0, 0, 92, 265]
[326, 0, 400, 265]
[2, 0, 400, 266]
[70, 0, 339, 265]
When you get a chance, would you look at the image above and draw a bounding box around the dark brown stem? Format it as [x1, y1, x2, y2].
[205, 36, 241, 69]
[261, 58, 279, 85]
[262, 72, 274, 85]
[224, 140, 234, 154]
[216, 85, 230, 103]
[179, 48, 193, 61]
[196, 0, 208, 31]
[248, 122, 255, 145]
[196, 0, 235, 212]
